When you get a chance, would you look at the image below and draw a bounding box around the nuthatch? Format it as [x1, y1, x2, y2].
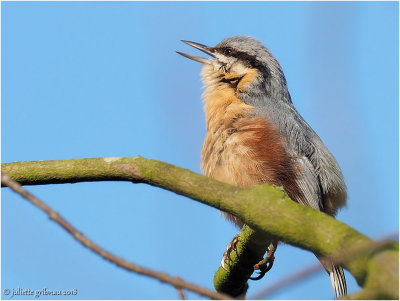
[178, 36, 347, 297]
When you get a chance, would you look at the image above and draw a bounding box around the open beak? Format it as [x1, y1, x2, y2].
[177, 40, 215, 64]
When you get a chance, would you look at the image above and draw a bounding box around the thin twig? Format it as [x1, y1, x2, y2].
[1, 173, 232, 300]
[250, 232, 399, 300]
[175, 286, 186, 300]
[174, 277, 187, 300]
[249, 261, 323, 299]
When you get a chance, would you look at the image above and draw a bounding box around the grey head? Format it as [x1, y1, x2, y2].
[177, 35, 292, 105]
[214, 36, 283, 77]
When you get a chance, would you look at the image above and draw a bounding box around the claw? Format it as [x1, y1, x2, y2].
[250, 241, 278, 281]
[220, 258, 227, 271]
[220, 233, 241, 271]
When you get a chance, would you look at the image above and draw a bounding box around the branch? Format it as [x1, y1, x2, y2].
[213, 225, 273, 297]
[1, 172, 232, 300]
[2, 157, 399, 299]
[250, 232, 399, 299]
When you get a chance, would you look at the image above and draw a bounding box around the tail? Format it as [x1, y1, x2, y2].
[317, 255, 347, 298]
[329, 264, 347, 298]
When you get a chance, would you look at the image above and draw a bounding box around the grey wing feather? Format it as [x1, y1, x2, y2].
[293, 156, 322, 211]
[253, 99, 347, 214]
[295, 156, 347, 298]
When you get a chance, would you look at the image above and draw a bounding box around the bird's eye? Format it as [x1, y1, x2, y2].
[224, 48, 233, 55]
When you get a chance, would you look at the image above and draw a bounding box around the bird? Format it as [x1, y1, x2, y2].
[177, 36, 347, 298]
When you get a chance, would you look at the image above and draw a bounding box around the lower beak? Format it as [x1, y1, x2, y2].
[177, 40, 215, 64]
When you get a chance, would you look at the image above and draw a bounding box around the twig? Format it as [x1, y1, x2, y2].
[174, 277, 187, 300]
[175, 286, 186, 300]
[249, 260, 323, 299]
[1, 173, 233, 300]
[250, 232, 399, 299]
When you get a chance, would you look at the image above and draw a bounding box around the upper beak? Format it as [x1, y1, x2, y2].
[177, 40, 215, 64]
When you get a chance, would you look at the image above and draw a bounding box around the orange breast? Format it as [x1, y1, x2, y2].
[201, 81, 301, 200]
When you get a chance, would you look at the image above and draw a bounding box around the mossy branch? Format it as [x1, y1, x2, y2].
[213, 225, 274, 297]
[2, 157, 398, 299]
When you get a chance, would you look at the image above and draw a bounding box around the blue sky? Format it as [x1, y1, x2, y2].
[2, 1, 398, 300]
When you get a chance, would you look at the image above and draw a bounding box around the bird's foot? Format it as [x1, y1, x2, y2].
[220, 233, 241, 271]
[250, 242, 277, 280]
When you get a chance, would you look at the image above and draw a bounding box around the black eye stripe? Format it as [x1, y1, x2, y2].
[234, 52, 259, 66]
[216, 47, 270, 79]
[217, 47, 259, 66]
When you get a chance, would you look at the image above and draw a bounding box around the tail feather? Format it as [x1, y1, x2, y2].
[317, 255, 347, 298]
[329, 264, 347, 298]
